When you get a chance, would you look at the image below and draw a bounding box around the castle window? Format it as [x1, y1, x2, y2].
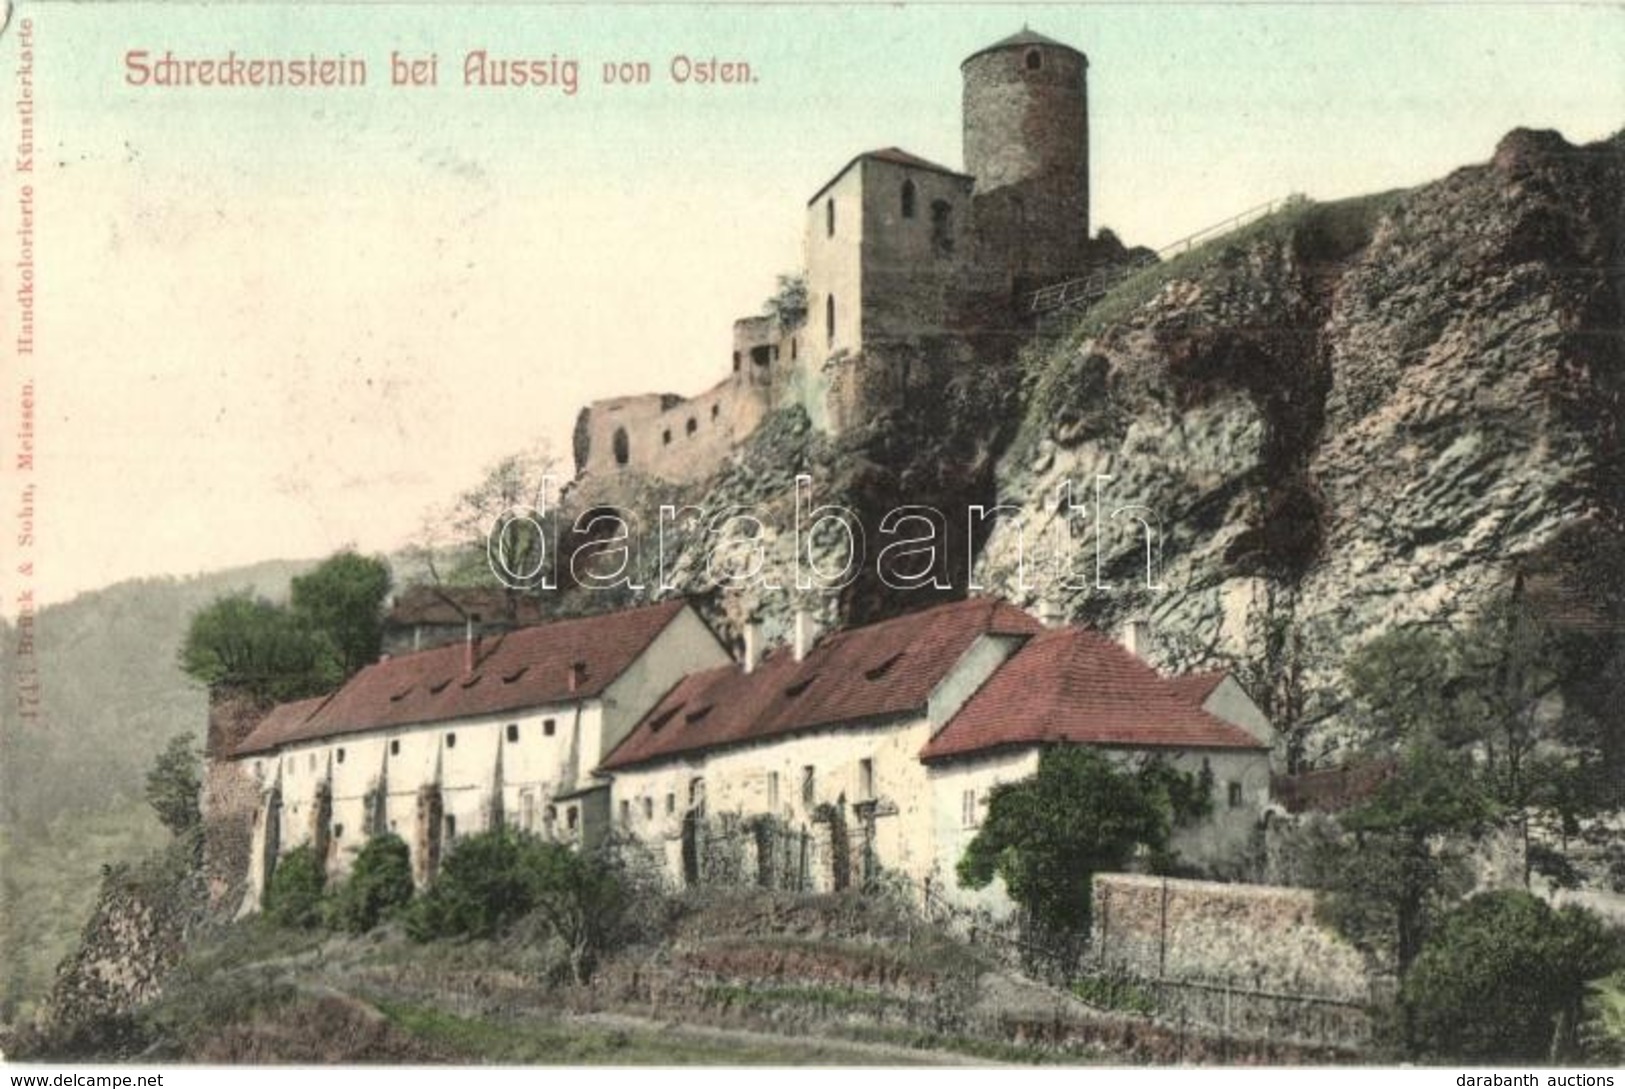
[826, 198, 835, 237]
[543, 718, 556, 737]
[567, 806, 579, 831]
[390, 739, 400, 757]
[931, 200, 955, 257]
[1228, 781, 1244, 808]
[665, 793, 675, 815]
[612, 427, 630, 467]
[791, 337, 798, 361]
[333, 823, 343, 839]
[732, 350, 741, 371]
[826, 294, 836, 344]
[445, 732, 456, 749]
[662, 429, 672, 445]
[711, 404, 720, 420]
[444, 814, 456, 840]
[859, 758, 874, 800]
[336, 747, 345, 764]
[620, 800, 631, 826]
[506, 723, 519, 743]
[801, 764, 816, 806]
[901, 179, 916, 219]
[1025, 48, 1042, 71]
[686, 417, 697, 436]
[962, 789, 979, 828]
[751, 345, 772, 366]
[767, 770, 780, 811]
[643, 796, 654, 820]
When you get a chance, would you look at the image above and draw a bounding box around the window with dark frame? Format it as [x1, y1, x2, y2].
[506, 723, 519, 743]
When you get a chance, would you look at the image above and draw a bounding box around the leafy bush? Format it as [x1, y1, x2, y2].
[402, 829, 629, 982]
[1401, 890, 1624, 1061]
[324, 834, 413, 934]
[145, 734, 202, 837]
[403, 829, 542, 941]
[263, 845, 326, 930]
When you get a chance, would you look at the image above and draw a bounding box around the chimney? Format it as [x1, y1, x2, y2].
[1122, 618, 1152, 660]
[1036, 599, 1067, 629]
[742, 619, 762, 674]
[793, 609, 819, 662]
[569, 660, 588, 694]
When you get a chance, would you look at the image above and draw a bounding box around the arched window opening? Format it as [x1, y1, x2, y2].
[826, 198, 835, 238]
[686, 417, 697, 436]
[1025, 48, 1042, 71]
[901, 179, 917, 219]
[662, 428, 672, 446]
[931, 200, 955, 257]
[612, 427, 630, 466]
[826, 294, 836, 344]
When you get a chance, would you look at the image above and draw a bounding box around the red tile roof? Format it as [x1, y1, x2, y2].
[807, 147, 974, 205]
[1167, 670, 1229, 707]
[921, 629, 1266, 762]
[235, 600, 691, 755]
[1271, 759, 1398, 814]
[238, 696, 330, 757]
[601, 598, 1042, 771]
[385, 585, 546, 628]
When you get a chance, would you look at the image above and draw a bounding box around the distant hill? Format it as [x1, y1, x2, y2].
[0, 558, 317, 1020]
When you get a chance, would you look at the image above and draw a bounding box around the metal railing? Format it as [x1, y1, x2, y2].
[1024, 194, 1303, 317]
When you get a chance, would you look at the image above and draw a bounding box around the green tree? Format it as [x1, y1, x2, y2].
[263, 844, 327, 930]
[404, 828, 546, 941]
[957, 746, 1210, 964]
[1402, 890, 1624, 1062]
[407, 445, 560, 591]
[289, 550, 392, 679]
[144, 734, 202, 837]
[521, 841, 629, 984]
[178, 591, 339, 703]
[762, 271, 807, 327]
[323, 834, 413, 934]
[1311, 741, 1488, 981]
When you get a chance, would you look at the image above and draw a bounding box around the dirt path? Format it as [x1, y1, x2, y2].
[565, 1010, 1010, 1066]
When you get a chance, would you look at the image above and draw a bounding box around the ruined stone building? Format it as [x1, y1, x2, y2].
[221, 595, 1270, 919]
[574, 28, 1105, 482]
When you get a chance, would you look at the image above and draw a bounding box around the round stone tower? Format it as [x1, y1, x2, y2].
[961, 28, 1089, 290]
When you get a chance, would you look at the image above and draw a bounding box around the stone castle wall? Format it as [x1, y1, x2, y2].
[1091, 873, 1371, 1001]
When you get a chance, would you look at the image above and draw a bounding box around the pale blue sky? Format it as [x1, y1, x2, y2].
[13, 2, 1624, 606]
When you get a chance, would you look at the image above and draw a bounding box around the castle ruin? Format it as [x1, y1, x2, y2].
[574, 29, 1113, 483]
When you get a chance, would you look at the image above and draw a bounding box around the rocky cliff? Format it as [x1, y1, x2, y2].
[550, 128, 1622, 768]
[977, 128, 1625, 765]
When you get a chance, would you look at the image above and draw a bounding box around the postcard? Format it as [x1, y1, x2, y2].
[2, 0, 1623, 1072]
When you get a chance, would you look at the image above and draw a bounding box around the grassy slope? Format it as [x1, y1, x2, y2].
[0, 559, 315, 1021]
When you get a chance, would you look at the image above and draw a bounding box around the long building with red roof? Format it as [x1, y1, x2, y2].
[229, 599, 731, 903]
[229, 592, 1272, 921]
[600, 598, 1271, 913]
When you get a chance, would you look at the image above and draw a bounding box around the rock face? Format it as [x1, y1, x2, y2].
[974, 128, 1625, 766]
[544, 127, 1620, 769]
